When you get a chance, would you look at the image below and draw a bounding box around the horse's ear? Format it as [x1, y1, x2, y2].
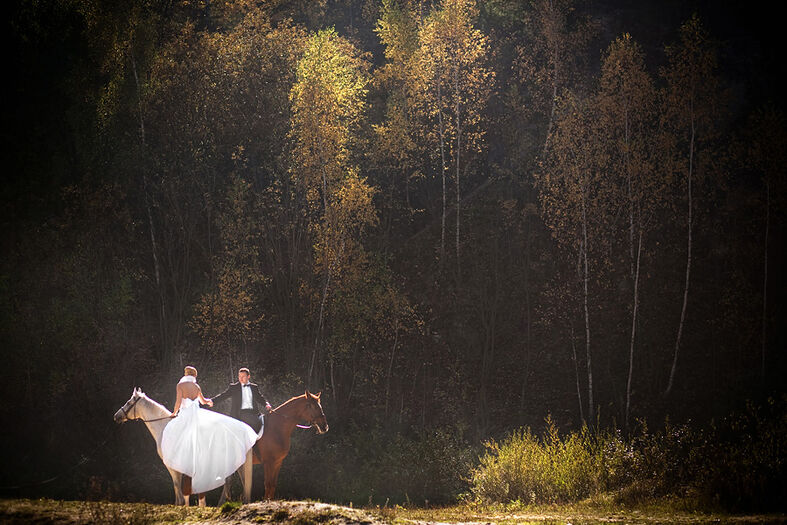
[314, 391, 322, 399]
[305, 390, 311, 398]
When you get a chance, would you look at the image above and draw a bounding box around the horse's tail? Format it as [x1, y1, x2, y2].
[181, 474, 192, 496]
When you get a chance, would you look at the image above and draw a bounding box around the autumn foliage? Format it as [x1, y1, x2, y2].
[2, 0, 785, 510]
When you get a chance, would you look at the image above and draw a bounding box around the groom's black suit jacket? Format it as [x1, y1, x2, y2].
[211, 382, 269, 418]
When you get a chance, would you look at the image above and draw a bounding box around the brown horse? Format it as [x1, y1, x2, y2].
[220, 390, 329, 503]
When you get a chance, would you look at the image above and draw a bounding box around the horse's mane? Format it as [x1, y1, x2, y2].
[272, 393, 307, 412]
[137, 391, 171, 414]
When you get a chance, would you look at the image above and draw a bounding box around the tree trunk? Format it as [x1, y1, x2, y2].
[581, 190, 594, 423]
[330, 357, 338, 421]
[761, 179, 769, 378]
[130, 45, 170, 367]
[385, 322, 400, 418]
[309, 262, 332, 386]
[454, 65, 461, 280]
[542, 59, 558, 156]
[625, 107, 634, 280]
[437, 72, 447, 267]
[625, 228, 642, 429]
[310, 238, 344, 387]
[475, 234, 501, 436]
[570, 322, 585, 424]
[422, 363, 428, 430]
[665, 107, 694, 397]
[320, 149, 330, 213]
[519, 206, 532, 413]
[309, 150, 341, 386]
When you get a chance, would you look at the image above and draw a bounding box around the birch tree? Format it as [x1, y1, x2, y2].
[515, 0, 594, 156]
[745, 105, 787, 379]
[415, 0, 493, 275]
[597, 34, 662, 428]
[536, 91, 611, 423]
[374, 0, 420, 240]
[289, 28, 376, 387]
[661, 15, 724, 397]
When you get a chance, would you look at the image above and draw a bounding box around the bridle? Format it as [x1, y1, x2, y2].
[270, 400, 327, 431]
[119, 394, 175, 423]
[120, 395, 142, 420]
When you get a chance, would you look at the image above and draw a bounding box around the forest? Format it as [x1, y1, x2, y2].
[2, 0, 786, 512]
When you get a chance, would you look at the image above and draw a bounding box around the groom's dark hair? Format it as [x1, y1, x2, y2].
[238, 367, 250, 376]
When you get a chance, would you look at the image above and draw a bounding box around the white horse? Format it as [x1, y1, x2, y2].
[114, 388, 255, 506]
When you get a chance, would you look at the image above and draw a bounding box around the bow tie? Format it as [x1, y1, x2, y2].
[242, 384, 251, 387]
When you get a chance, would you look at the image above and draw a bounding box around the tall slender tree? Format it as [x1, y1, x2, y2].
[661, 15, 724, 397]
[597, 34, 661, 428]
[374, 0, 420, 241]
[515, 0, 594, 156]
[537, 91, 612, 423]
[744, 105, 787, 380]
[415, 0, 493, 275]
[289, 28, 375, 387]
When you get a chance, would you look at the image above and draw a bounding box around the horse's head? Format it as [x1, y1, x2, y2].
[114, 388, 144, 424]
[302, 390, 329, 434]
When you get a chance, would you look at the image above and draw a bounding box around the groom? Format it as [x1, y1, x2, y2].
[209, 367, 272, 434]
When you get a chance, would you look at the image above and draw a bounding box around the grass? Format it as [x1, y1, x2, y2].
[1, 497, 784, 524]
[221, 499, 243, 514]
[368, 500, 787, 524]
[0, 498, 221, 524]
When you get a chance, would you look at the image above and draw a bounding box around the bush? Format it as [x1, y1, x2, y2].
[470, 398, 787, 512]
[694, 397, 787, 512]
[470, 417, 605, 504]
[602, 420, 703, 505]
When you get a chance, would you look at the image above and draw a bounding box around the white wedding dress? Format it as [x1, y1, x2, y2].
[161, 378, 257, 493]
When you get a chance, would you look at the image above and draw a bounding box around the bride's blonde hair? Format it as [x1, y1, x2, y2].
[184, 366, 198, 377]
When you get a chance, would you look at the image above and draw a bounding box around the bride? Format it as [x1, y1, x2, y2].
[161, 366, 257, 495]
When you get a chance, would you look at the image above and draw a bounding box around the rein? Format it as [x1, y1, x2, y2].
[140, 414, 176, 422]
[269, 407, 317, 430]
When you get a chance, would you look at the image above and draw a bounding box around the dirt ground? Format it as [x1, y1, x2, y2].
[1, 498, 786, 525]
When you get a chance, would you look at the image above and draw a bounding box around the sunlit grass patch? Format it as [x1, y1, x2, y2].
[220, 499, 243, 514]
[0, 498, 221, 524]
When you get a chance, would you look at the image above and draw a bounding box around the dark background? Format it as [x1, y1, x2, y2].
[1, 0, 785, 508]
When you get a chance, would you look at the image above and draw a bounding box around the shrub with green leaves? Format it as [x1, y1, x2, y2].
[470, 397, 787, 512]
[470, 418, 605, 504]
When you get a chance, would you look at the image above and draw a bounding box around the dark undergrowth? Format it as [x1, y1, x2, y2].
[470, 396, 787, 513]
[5, 400, 783, 515]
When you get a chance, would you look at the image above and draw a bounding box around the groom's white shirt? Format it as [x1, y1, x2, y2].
[240, 383, 253, 409]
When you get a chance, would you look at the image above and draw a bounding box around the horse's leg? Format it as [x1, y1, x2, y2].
[167, 468, 185, 505]
[240, 449, 253, 503]
[263, 458, 283, 500]
[198, 494, 206, 507]
[218, 479, 232, 506]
